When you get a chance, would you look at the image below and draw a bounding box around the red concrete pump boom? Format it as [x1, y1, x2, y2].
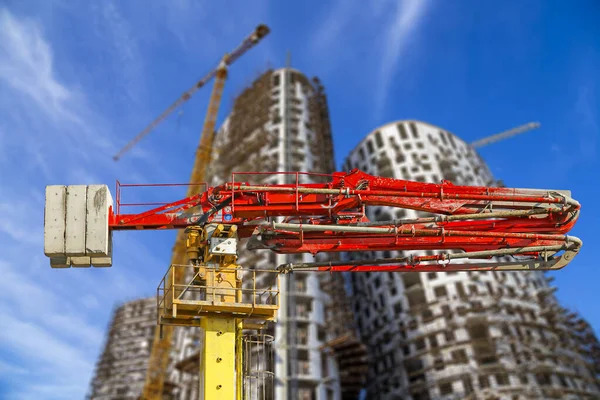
[108, 169, 582, 273]
[43, 168, 583, 399]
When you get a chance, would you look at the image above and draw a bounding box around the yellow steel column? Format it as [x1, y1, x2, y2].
[201, 317, 236, 399]
[235, 271, 244, 400]
[235, 320, 244, 400]
[199, 225, 245, 399]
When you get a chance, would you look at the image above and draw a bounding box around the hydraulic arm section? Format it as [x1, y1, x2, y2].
[107, 169, 582, 272]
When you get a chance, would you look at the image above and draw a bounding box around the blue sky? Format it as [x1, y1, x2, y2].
[0, 1, 598, 398]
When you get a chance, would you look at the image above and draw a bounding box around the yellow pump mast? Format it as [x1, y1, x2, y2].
[111, 24, 271, 399]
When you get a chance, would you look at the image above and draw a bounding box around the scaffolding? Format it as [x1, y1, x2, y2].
[210, 67, 365, 398]
[320, 269, 369, 399]
[87, 298, 161, 399]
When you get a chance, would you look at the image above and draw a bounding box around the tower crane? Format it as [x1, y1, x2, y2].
[438, 122, 541, 188]
[109, 24, 270, 399]
[470, 121, 541, 149]
[112, 24, 270, 162]
[44, 169, 582, 399]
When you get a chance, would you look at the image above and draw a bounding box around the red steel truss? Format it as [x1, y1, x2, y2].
[111, 169, 582, 273]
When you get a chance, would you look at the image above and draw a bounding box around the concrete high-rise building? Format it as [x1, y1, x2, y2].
[342, 120, 600, 399]
[88, 297, 160, 399]
[88, 297, 199, 400]
[169, 324, 202, 399]
[204, 67, 342, 399]
[205, 67, 341, 399]
[88, 67, 358, 400]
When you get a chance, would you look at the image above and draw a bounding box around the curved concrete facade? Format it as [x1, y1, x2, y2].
[342, 121, 600, 399]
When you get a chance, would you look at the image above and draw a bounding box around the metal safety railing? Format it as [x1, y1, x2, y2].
[115, 181, 207, 215]
[157, 264, 280, 326]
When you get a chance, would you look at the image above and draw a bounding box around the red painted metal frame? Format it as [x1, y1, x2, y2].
[113, 181, 207, 228]
[108, 169, 581, 270]
[229, 171, 335, 216]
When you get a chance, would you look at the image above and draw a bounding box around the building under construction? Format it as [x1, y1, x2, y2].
[208, 67, 368, 399]
[86, 66, 369, 399]
[205, 66, 347, 399]
[85, 78, 598, 399]
[87, 297, 164, 399]
[342, 120, 600, 399]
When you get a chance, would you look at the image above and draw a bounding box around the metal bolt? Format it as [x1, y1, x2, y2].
[217, 330, 224, 336]
[216, 385, 222, 390]
[216, 357, 222, 363]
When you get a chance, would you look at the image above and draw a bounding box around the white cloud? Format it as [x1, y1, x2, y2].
[0, 212, 163, 398]
[0, 9, 76, 124]
[309, 0, 361, 55]
[81, 294, 101, 310]
[4, 383, 89, 400]
[307, 0, 431, 121]
[155, 0, 217, 50]
[0, 193, 44, 245]
[0, 360, 28, 376]
[374, 0, 431, 120]
[0, 311, 95, 400]
[552, 49, 599, 180]
[0, 311, 93, 373]
[157, 0, 270, 52]
[0, 8, 116, 182]
[0, 260, 99, 399]
[0, 7, 168, 398]
[308, 0, 390, 77]
[95, 1, 145, 103]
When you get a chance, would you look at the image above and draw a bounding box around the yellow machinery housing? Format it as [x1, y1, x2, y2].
[157, 223, 279, 399]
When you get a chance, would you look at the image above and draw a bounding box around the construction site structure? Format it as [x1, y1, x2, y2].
[44, 118, 584, 400]
[342, 120, 598, 399]
[87, 298, 163, 399]
[105, 24, 271, 399]
[86, 66, 357, 400]
[45, 166, 582, 399]
[83, 117, 554, 399]
[205, 67, 343, 400]
[319, 271, 369, 399]
[308, 77, 369, 399]
[50, 24, 585, 396]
